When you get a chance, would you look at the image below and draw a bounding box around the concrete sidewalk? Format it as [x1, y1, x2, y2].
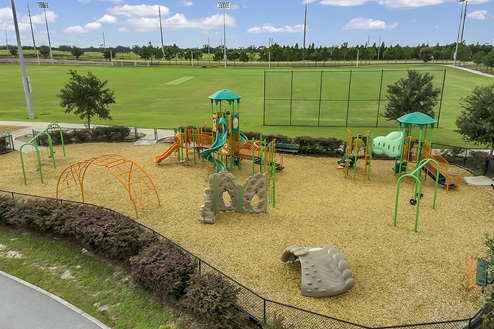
[0, 120, 175, 151]
[0, 270, 110, 329]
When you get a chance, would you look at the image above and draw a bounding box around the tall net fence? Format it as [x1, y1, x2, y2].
[263, 69, 446, 128]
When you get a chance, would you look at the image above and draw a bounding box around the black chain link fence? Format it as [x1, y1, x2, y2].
[432, 143, 494, 179]
[0, 189, 489, 328]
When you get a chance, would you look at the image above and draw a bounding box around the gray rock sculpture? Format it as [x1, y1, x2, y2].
[281, 245, 355, 297]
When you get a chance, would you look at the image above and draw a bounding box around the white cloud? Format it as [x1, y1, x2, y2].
[0, 7, 49, 32]
[344, 17, 398, 29]
[99, 0, 124, 4]
[467, 10, 488, 19]
[126, 17, 159, 32]
[108, 4, 170, 18]
[78, 0, 91, 3]
[84, 22, 102, 30]
[97, 14, 117, 24]
[303, 0, 318, 4]
[118, 27, 128, 32]
[247, 23, 305, 34]
[179, 1, 193, 6]
[163, 13, 235, 30]
[64, 26, 88, 34]
[320, 0, 371, 6]
[377, 0, 444, 9]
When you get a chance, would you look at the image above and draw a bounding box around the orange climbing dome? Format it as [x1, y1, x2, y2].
[56, 154, 160, 218]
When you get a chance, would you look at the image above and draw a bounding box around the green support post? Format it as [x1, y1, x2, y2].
[393, 158, 440, 232]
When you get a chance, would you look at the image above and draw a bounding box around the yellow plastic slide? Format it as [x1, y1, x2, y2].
[154, 142, 179, 164]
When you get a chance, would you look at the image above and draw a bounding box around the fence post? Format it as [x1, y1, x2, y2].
[154, 128, 158, 141]
[263, 299, 267, 325]
[485, 156, 490, 176]
[345, 70, 352, 127]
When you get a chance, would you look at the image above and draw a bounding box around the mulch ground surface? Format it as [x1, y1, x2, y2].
[0, 134, 493, 327]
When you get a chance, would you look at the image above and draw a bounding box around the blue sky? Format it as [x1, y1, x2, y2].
[1, 0, 493, 50]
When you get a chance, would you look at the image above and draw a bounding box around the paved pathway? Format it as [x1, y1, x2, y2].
[0, 270, 110, 329]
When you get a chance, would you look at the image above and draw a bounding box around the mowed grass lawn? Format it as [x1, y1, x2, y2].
[0, 63, 492, 147]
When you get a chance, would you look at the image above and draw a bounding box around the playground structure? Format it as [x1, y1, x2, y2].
[56, 154, 160, 218]
[338, 112, 460, 192]
[281, 245, 355, 297]
[338, 112, 462, 233]
[19, 122, 66, 185]
[154, 89, 281, 223]
[338, 130, 373, 180]
[154, 89, 283, 174]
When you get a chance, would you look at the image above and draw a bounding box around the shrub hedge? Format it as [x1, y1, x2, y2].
[37, 126, 131, 145]
[0, 195, 252, 328]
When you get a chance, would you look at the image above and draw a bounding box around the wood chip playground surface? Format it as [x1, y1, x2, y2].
[0, 134, 493, 327]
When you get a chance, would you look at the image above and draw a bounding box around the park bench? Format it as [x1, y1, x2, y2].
[476, 258, 494, 287]
[276, 142, 300, 154]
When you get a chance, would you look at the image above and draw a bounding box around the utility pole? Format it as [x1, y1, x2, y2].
[28, 3, 40, 65]
[159, 6, 165, 56]
[11, 0, 34, 119]
[303, 3, 308, 64]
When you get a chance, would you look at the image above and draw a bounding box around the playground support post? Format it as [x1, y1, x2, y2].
[19, 122, 66, 185]
[393, 158, 440, 232]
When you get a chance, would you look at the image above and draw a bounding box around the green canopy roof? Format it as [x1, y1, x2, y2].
[397, 112, 436, 128]
[209, 89, 241, 104]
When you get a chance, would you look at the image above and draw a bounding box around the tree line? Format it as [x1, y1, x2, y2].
[2, 41, 494, 71]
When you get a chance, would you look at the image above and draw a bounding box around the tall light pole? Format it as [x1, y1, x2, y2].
[268, 37, 273, 68]
[28, 3, 40, 65]
[11, 0, 34, 119]
[453, 0, 467, 68]
[159, 6, 165, 56]
[303, 2, 308, 64]
[217, 2, 230, 68]
[38, 1, 53, 64]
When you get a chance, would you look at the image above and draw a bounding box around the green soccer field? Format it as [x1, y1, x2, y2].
[0, 63, 492, 147]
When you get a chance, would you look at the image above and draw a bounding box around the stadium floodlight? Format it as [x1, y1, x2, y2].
[217, 2, 230, 68]
[38, 1, 53, 64]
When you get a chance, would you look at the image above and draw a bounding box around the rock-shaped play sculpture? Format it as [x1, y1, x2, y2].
[281, 245, 355, 297]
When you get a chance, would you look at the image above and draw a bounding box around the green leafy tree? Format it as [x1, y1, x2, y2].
[483, 50, 494, 73]
[9, 47, 18, 57]
[455, 83, 494, 155]
[38, 45, 50, 58]
[103, 49, 115, 61]
[239, 51, 249, 65]
[70, 46, 84, 60]
[382, 70, 440, 120]
[419, 47, 434, 62]
[473, 51, 486, 70]
[58, 70, 115, 129]
[213, 51, 223, 63]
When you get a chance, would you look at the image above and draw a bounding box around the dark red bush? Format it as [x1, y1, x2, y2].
[130, 241, 197, 299]
[180, 272, 247, 329]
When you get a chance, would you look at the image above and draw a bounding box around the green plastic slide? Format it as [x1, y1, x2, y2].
[200, 117, 228, 172]
[372, 131, 404, 158]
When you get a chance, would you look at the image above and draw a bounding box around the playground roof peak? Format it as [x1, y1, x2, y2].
[397, 112, 436, 128]
[209, 89, 241, 104]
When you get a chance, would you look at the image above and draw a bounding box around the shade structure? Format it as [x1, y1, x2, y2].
[209, 89, 241, 105]
[397, 112, 437, 129]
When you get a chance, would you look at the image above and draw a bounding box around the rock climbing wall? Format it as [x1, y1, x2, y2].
[281, 245, 355, 297]
[198, 172, 267, 224]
